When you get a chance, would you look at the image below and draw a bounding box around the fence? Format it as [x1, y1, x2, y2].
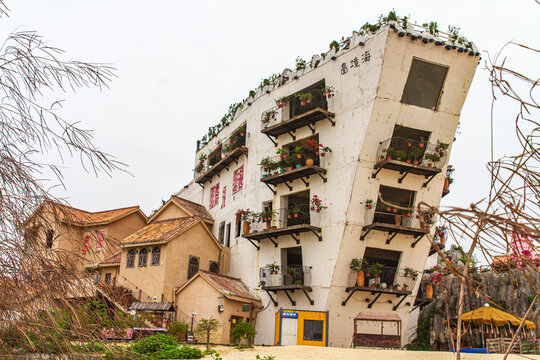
[376, 136, 449, 170]
[259, 265, 312, 287]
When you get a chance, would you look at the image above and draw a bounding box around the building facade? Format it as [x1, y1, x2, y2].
[177, 21, 478, 347]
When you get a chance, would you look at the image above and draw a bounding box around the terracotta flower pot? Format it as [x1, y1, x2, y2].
[294, 213, 299, 218]
[301, 101, 305, 106]
[395, 214, 402, 226]
[444, 177, 450, 191]
[306, 158, 314, 166]
[297, 154, 302, 159]
[321, 153, 326, 157]
[356, 271, 365, 286]
[311, 207, 315, 211]
[425, 284, 433, 299]
[288, 215, 291, 219]
[243, 221, 250, 235]
[419, 143, 424, 148]
[306, 99, 311, 104]
[323, 92, 327, 97]
[413, 160, 419, 165]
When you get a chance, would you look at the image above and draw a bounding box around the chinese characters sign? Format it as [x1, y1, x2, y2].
[341, 50, 371, 75]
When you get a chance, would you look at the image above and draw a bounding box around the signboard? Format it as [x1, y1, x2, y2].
[281, 310, 298, 319]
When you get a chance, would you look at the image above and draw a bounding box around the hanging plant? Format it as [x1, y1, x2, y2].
[275, 96, 289, 108]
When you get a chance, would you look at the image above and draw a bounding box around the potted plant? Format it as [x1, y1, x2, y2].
[275, 96, 289, 108]
[289, 204, 303, 219]
[296, 92, 313, 106]
[284, 267, 295, 285]
[395, 150, 407, 162]
[261, 209, 276, 230]
[424, 152, 441, 167]
[404, 267, 419, 280]
[371, 263, 383, 278]
[364, 199, 374, 209]
[194, 162, 204, 173]
[258, 280, 266, 288]
[424, 281, 433, 299]
[236, 209, 253, 234]
[402, 283, 409, 291]
[262, 110, 277, 127]
[419, 137, 428, 149]
[418, 210, 434, 230]
[294, 279, 303, 285]
[350, 258, 368, 286]
[276, 148, 288, 160]
[310, 195, 327, 213]
[266, 262, 280, 274]
[444, 165, 454, 192]
[238, 125, 246, 137]
[293, 146, 304, 168]
[435, 225, 447, 246]
[266, 262, 282, 286]
[320, 145, 332, 157]
[259, 156, 274, 178]
[321, 85, 335, 98]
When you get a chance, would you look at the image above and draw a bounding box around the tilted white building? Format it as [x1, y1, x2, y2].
[177, 20, 478, 347]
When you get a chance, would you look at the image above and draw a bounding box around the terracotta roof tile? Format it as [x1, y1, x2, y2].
[47, 201, 144, 226]
[120, 217, 201, 246]
[100, 251, 121, 265]
[199, 270, 260, 302]
[172, 196, 212, 220]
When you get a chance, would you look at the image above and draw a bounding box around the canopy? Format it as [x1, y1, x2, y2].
[461, 306, 536, 330]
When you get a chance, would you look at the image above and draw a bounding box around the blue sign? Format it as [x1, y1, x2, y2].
[281, 310, 298, 319]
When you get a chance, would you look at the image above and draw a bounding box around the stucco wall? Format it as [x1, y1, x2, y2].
[152, 202, 191, 222]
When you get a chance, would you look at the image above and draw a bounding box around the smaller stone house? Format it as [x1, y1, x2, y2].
[175, 270, 261, 344]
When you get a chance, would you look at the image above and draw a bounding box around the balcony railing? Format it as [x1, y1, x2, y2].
[259, 265, 312, 288]
[260, 153, 326, 178]
[260, 89, 335, 141]
[194, 135, 248, 183]
[373, 137, 448, 185]
[243, 204, 322, 245]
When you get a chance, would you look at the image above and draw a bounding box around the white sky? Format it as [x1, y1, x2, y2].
[1, 0, 538, 216]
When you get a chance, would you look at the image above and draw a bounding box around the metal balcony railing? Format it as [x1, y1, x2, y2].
[364, 200, 431, 230]
[347, 266, 418, 290]
[247, 204, 321, 233]
[260, 89, 332, 130]
[259, 265, 312, 287]
[376, 137, 449, 169]
[260, 152, 326, 179]
[194, 133, 247, 180]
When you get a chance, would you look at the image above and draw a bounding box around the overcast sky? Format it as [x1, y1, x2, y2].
[1, 0, 538, 216]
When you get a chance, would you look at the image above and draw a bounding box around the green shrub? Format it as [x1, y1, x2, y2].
[128, 333, 177, 355]
[167, 321, 189, 341]
[104, 347, 143, 360]
[230, 321, 256, 345]
[152, 345, 202, 359]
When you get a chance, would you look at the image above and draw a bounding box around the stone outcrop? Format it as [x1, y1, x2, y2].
[421, 268, 539, 350]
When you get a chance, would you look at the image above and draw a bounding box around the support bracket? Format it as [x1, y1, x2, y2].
[265, 134, 278, 147]
[367, 292, 382, 309]
[300, 177, 309, 187]
[223, 164, 229, 172]
[290, 233, 300, 245]
[341, 288, 356, 306]
[197, 182, 204, 189]
[269, 237, 278, 248]
[314, 168, 327, 183]
[265, 290, 278, 307]
[371, 167, 383, 179]
[411, 233, 425, 248]
[245, 238, 260, 251]
[422, 173, 437, 187]
[386, 231, 398, 245]
[302, 288, 315, 305]
[233, 158, 239, 165]
[392, 294, 408, 310]
[360, 228, 372, 241]
[325, 114, 336, 127]
[284, 290, 296, 306]
[310, 229, 322, 242]
[263, 182, 277, 195]
[284, 181, 293, 191]
[306, 124, 315, 134]
[286, 130, 296, 141]
[398, 170, 410, 183]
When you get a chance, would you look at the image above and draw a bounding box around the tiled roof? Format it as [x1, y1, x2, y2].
[172, 196, 212, 220]
[47, 201, 144, 226]
[199, 270, 260, 302]
[120, 216, 201, 246]
[100, 251, 121, 265]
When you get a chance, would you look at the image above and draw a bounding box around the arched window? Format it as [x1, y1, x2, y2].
[138, 248, 149, 267]
[126, 249, 136, 268]
[151, 247, 161, 266]
[209, 261, 219, 274]
[187, 256, 199, 279]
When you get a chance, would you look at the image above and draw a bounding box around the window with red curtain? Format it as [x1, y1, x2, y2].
[83, 233, 90, 253]
[96, 230, 105, 251]
[210, 183, 220, 208]
[221, 186, 227, 208]
[233, 166, 244, 194]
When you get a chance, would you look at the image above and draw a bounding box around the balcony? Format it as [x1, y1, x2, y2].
[342, 266, 416, 310]
[372, 137, 448, 187]
[260, 89, 335, 145]
[259, 265, 313, 306]
[361, 203, 429, 247]
[260, 154, 327, 193]
[243, 205, 322, 249]
[194, 135, 247, 184]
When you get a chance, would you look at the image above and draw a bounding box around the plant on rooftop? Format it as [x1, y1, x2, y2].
[295, 57, 307, 70]
[329, 40, 340, 53]
[422, 21, 439, 35]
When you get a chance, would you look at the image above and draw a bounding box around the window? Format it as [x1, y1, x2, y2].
[126, 249, 136, 268]
[233, 166, 244, 194]
[45, 229, 54, 249]
[209, 261, 219, 274]
[210, 183, 220, 208]
[374, 185, 416, 226]
[401, 58, 448, 110]
[82, 233, 90, 253]
[138, 248, 149, 267]
[225, 223, 231, 247]
[104, 273, 111, 285]
[188, 256, 199, 279]
[218, 222, 225, 245]
[303, 320, 323, 341]
[151, 247, 161, 266]
[221, 186, 227, 208]
[96, 230, 105, 251]
[235, 213, 242, 238]
[363, 247, 402, 285]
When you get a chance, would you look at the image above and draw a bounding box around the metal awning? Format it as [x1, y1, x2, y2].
[129, 302, 175, 312]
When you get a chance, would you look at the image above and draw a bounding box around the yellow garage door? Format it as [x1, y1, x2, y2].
[296, 311, 327, 346]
